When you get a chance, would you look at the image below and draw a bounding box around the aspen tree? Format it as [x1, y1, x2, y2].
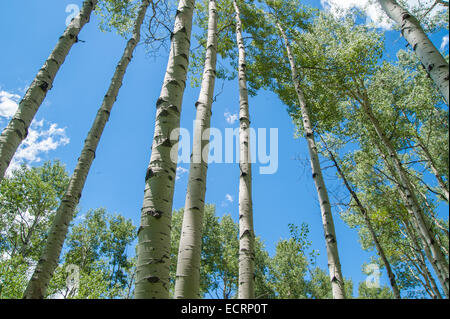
[377, 0, 449, 105]
[135, 0, 196, 299]
[174, 0, 218, 299]
[233, 0, 255, 299]
[365, 105, 450, 297]
[22, 0, 151, 299]
[0, 0, 99, 182]
[275, 21, 346, 299]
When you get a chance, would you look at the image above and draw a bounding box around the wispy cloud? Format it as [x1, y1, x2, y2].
[8, 120, 70, 173]
[320, 0, 393, 29]
[1, 89, 70, 175]
[176, 166, 188, 180]
[224, 112, 238, 125]
[0, 90, 20, 118]
[440, 35, 449, 51]
[321, 0, 442, 30]
[225, 193, 234, 203]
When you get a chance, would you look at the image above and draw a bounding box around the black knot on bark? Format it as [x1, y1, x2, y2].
[401, 13, 411, 20]
[169, 104, 180, 115]
[146, 210, 164, 219]
[39, 81, 49, 92]
[147, 276, 160, 283]
[179, 53, 189, 61]
[156, 97, 166, 108]
[312, 173, 318, 178]
[325, 234, 336, 244]
[158, 109, 170, 119]
[240, 229, 252, 239]
[427, 64, 435, 72]
[14, 128, 24, 140]
[161, 139, 173, 148]
[145, 168, 155, 182]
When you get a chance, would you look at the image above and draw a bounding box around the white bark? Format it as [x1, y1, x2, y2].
[22, 0, 150, 299]
[277, 22, 346, 299]
[0, 0, 99, 182]
[233, 0, 255, 300]
[174, 0, 218, 299]
[363, 99, 450, 297]
[135, 0, 195, 299]
[378, 0, 449, 105]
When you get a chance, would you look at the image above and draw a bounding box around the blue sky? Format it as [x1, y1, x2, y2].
[0, 0, 448, 297]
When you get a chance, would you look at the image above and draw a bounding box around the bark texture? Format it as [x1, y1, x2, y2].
[135, 0, 195, 299]
[277, 22, 346, 299]
[174, 0, 218, 299]
[22, 0, 150, 299]
[378, 0, 449, 105]
[0, 0, 98, 182]
[233, 0, 255, 300]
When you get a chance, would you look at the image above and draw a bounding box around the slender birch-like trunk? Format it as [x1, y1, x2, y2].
[364, 100, 450, 297]
[135, 0, 195, 299]
[0, 0, 98, 182]
[22, 0, 151, 299]
[377, 0, 449, 105]
[232, 0, 255, 300]
[403, 220, 444, 299]
[174, 0, 218, 299]
[324, 145, 401, 299]
[383, 148, 449, 298]
[276, 23, 346, 299]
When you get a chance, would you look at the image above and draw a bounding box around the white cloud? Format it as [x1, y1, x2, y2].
[225, 194, 233, 203]
[320, 0, 393, 29]
[176, 166, 188, 180]
[224, 112, 238, 125]
[0, 89, 70, 175]
[7, 120, 70, 174]
[320, 0, 442, 30]
[440, 35, 449, 51]
[0, 90, 20, 118]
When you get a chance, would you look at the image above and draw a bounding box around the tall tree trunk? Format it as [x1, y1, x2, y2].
[135, 0, 195, 299]
[0, 0, 99, 182]
[22, 0, 150, 299]
[233, 0, 255, 300]
[364, 101, 450, 297]
[377, 0, 449, 105]
[174, 0, 218, 299]
[323, 143, 402, 299]
[276, 22, 346, 299]
[403, 219, 444, 299]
